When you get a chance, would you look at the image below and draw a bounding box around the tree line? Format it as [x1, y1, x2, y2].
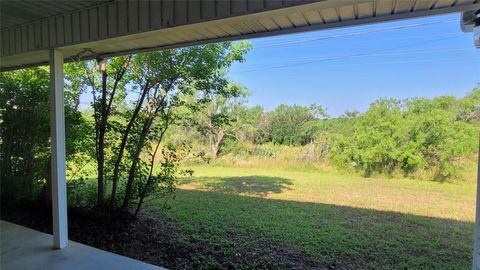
[171, 86, 480, 180]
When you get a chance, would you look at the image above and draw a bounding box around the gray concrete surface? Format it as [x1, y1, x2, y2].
[0, 220, 165, 270]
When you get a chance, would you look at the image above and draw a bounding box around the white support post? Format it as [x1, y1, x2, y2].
[49, 49, 68, 249]
[473, 136, 480, 270]
[472, 12, 480, 270]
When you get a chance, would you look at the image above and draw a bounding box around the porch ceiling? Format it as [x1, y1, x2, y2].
[1, 0, 479, 71]
[0, 0, 112, 28]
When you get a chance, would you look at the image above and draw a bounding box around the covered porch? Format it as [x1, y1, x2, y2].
[0, 220, 163, 270]
[1, 0, 480, 269]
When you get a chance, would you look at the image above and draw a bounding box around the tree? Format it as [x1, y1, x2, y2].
[0, 67, 90, 203]
[237, 105, 264, 143]
[330, 97, 477, 178]
[252, 107, 272, 144]
[194, 82, 249, 159]
[402, 96, 476, 177]
[120, 43, 250, 211]
[268, 104, 328, 146]
[65, 41, 251, 212]
[0, 68, 51, 200]
[66, 56, 131, 209]
[458, 86, 480, 124]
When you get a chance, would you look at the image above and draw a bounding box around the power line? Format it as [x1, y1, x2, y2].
[264, 57, 480, 71]
[254, 32, 461, 51]
[252, 19, 459, 49]
[232, 35, 465, 74]
[255, 19, 459, 43]
[249, 47, 475, 64]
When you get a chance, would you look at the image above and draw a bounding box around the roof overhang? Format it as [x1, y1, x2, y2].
[1, 0, 479, 71]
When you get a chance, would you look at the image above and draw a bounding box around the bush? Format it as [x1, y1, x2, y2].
[257, 104, 327, 146]
[330, 98, 477, 179]
[67, 178, 98, 207]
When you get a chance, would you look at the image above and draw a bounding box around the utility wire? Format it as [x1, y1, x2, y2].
[232, 35, 465, 74]
[252, 19, 459, 49]
[270, 57, 480, 71]
[255, 19, 459, 43]
[247, 47, 475, 64]
[256, 32, 461, 50]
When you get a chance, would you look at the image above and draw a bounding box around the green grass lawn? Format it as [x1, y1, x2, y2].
[146, 166, 476, 269]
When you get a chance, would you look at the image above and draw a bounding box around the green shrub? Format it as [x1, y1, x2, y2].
[67, 178, 97, 207]
[330, 97, 477, 179]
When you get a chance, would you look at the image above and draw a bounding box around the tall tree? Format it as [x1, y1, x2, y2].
[120, 43, 251, 210]
[69, 56, 131, 208]
[66, 42, 250, 212]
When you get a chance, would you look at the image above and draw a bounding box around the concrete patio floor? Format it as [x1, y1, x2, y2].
[0, 220, 165, 270]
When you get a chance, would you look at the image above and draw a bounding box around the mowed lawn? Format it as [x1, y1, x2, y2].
[146, 166, 477, 269]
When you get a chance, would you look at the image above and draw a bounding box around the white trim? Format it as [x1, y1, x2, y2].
[49, 49, 68, 249]
[474, 136, 480, 270]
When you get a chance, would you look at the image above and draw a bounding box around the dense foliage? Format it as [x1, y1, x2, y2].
[258, 104, 328, 146]
[0, 42, 251, 215]
[330, 97, 477, 178]
[0, 68, 89, 202]
[177, 87, 479, 180]
[64, 42, 251, 213]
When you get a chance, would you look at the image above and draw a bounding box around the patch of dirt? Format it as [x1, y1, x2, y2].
[1, 201, 324, 270]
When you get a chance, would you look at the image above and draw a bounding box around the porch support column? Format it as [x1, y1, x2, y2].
[49, 48, 68, 249]
[474, 136, 480, 270]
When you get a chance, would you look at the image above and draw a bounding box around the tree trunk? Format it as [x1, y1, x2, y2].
[211, 129, 224, 159]
[134, 125, 168, 218]
[109, 84, 150, 209]
[91, 57, 129, 210]
[95, 59, 107, 209]
[44, 157, 52, 206]
[24, 144, 35, 198]
[0, 125, 14, 185]
[121, 115, 154, 209]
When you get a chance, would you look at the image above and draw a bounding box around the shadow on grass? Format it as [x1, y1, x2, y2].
[179, 175, 293, 196]
[149, 188, 475, 269]
[207, 176, 293, 196]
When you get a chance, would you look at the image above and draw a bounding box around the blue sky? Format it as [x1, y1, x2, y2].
[227, 13, 480, 116]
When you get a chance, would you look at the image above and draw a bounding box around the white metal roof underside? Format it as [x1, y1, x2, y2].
[1, 0, 479, 71]
[0, 0, 112, 28]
